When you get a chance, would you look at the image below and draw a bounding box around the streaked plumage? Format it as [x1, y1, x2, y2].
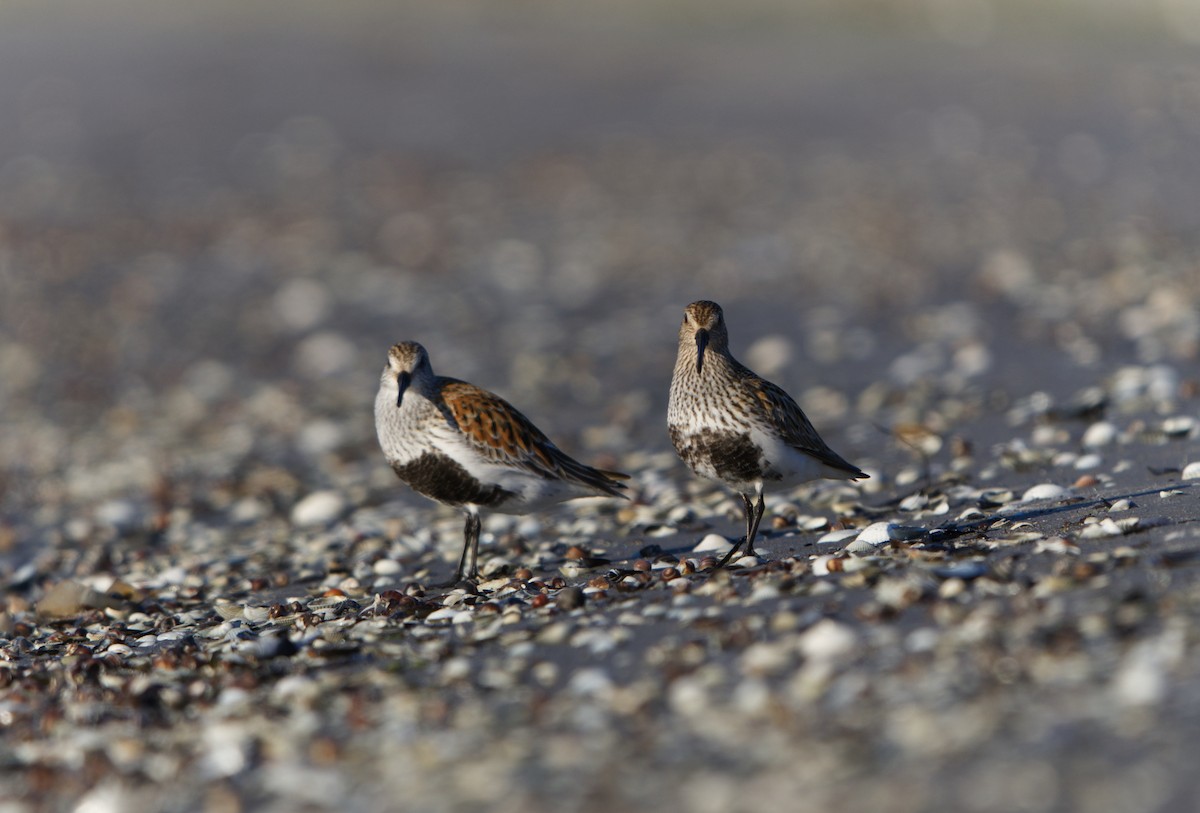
[668, 301, 866, 565]
[375, 341, 628, 584]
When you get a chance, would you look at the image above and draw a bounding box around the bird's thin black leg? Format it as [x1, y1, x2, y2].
[743, 493, 765, 558]
[465, 512, 482, 581]
[716, 493, 756, 568]
[438, 511, 480, 588]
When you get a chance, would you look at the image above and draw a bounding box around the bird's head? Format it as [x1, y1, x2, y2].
[680, 300, 728, 374]
[385, 341, 432, 406]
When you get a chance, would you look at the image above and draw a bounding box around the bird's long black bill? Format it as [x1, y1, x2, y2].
[396, 371, 412, 406]
[695, 329, 709, 374]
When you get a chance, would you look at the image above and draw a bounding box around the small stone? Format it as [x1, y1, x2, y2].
[1081, 421, 1118, 448]
[932, 561, 987, 580]
[95, 499, 141, 531]
[741, 641, 792, 676]
[798, 619, 857, 665]
[745, 335, 794, 377]
[1182, 462, 1200, 480]
[373, 559, 402, 576]
[1162, 416, 1196, 437]
[556, 587, 586, 610]
[37, 580, 124, 619]
[938, 578, 966, 599]
[1079, 518, 1124, 539]
[811, 555, 844, 576]
[290, 490, 346, 527]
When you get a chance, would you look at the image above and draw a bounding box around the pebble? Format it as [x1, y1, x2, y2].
[932, 561, 988, 580]
[1161, 416, 1195, 437]
[373, 559, 403, 576]
[290, 491, 347, 527]
[556, 587, 586, 610]
[1081, 421, 1118, 448]
[1182, 462, 1200, 480]
[798, 620, 857, 665]
[741, 641, 792, 676]
[95, 499, 142, 531]
[1079, 518, 1124, 539]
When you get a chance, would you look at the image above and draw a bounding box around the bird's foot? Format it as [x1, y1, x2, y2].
[715, 537, 747, 569]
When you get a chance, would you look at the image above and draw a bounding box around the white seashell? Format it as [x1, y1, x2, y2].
[979, 489, 1015, 507]
[816, 528, 858, 545]
[372, 559, 402, 576]
[667, 505, 697, 524]
[748, 583, 782, 603]
[745, 334, 794, 377]
[1081, 421, 1118, 448]
[213, 602, 244, 621]
[242, 605, 270, 624]
[290, 490, 346, 527]
[798, 619, 857, 665]
[566, 668, 614, 697]
[938, 578, 966, 599]
[854, 522, 894, 546]
[95, 500, 141, 531]
[693, 533, 733, 553]
[1079, 518, 1124, 539]
[1182, 462, 1200, 480]
[797, 515, 830, 531]
[1021, 483, 1067, 503]
[1162, 416, 1196, 437]
[811, 555, 839, 576]
[741, 641, 792, 676]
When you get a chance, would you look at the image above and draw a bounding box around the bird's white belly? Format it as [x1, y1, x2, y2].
[435, 437, 593, 514]
[752, 429, 852, 488]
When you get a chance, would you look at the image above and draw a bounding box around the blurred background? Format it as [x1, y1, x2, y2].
[2, 0, 1199, 567]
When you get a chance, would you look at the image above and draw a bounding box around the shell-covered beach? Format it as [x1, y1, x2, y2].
[2, 3, 1200, 811]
